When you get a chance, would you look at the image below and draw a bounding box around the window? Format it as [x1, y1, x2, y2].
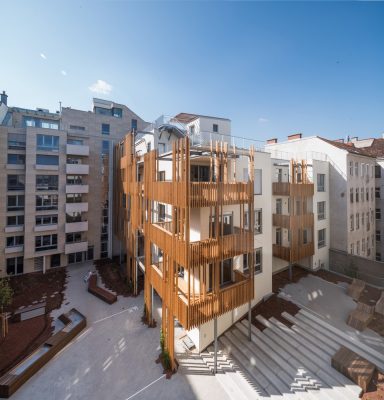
[356, 241, 360, 255]
[36, 214, 58, 226]
[51, 254, 61, 268]
[254, 169, 262, 194]
[7, 154, 25, 165]
[376, 208, 381, 220]
[371, 187, 374, 201]
[7, 215, 24, 226]
[8, 133, 26, 149]
[36, 194, 58, 210]
[303, 228, 311, 245]
[158, 171, 166, 181]
[317, 174, 325, 192]
[276, 199, 282, 214]
[101, 123, 110, 135]
[355, 188, 359, 202]
[36, 154, 59, 165]
[35, 234, 57, 251]
[66, 175, 83, 185]
[376, 187, 381, 199]
[376, 230, 381, 242]
[7, 195, 24, 211]
[361, 188, 364, 202]
[355, 162, 359, 176]
[356, 213, 360, 230]
[37, 134, 59, 151]
[158, 143, 166, 154]
[255, 248, 262, 274]
[361, 163, 364, 177]
[6, 257, 24, 275]
[66, 212, 82, 223]
[24, 117, 58, 130]
[317, 201, 325, 220]
[147, 142, 151, 152]
[191, 165, 210, 182]
[276, 228, 282, 245]
[318, 229, 326, 248]
[371, 210, 374, 223]
[190, 125, 195, 135]
[66, 193, 83, 203]
[255, 209, 262, 234]
[350, 188, 354, 203]
[113, 108, 123, 118]
[67, 138, 84, 145]
[131, 119, 137, 131]
[376, 253, 381, 262]
[213, 123, 218, 133]
[276, 168, 283, 183]
[349, 161, 353, 176]
[6, 235, 24, 247]
[220, 258, 233, 286]
[66, 232, 82, 243]
[158, 204, 166, 222]
[350, 243, 354, 255]
[362, 238, 366, 253]
[362, 212, 365, 226]
[376, 165, 381, 178]
[7, 175, 25, 191]
[350, 214, 354, 231]
[366, 188, 369, 201]
[36, 175, 58, 190]
[69, 125, 85, 132]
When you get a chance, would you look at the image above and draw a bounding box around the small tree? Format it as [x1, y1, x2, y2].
[0, 278, 13, 338]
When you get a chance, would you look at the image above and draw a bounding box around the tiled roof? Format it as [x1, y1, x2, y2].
[318, 137, 375, 158]
[360, 138, 384, 157]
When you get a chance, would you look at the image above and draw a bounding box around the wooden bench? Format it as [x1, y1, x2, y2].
[375, 291, 384, 316]
[332, 346, 375, 393]
[347, 278, 365, 301]
[88, 274, 117, 304]
[11, 302, 46, 323]
[347, 302, 375, 331]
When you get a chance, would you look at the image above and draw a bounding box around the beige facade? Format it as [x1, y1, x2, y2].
[0, 95, 147, 277]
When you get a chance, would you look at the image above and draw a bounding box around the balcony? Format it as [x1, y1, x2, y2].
[66, 144, 89, 156]
[5, 226, 24, 234]
[66, 184, 89, 194]
[272, 213, 314, 229]
[5, 245, 24, 254]
[65, 202, 88, 213]
[34, 224, 58, 233]
[272, 182, 314, 197]
[65, 241, 88, 254]
[273, 243, 314, 262]
[66, 164, 89, 175]
[65, 221, 88, 233]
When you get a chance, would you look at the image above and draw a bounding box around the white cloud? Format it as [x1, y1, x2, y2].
[61, 70, 67, 76]
[258, 117, 269, 123]
[40, 53, 47, 60]
[88, 80, 112, 95]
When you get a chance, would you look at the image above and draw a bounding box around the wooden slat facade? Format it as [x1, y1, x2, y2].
[114, 133, 256, 370]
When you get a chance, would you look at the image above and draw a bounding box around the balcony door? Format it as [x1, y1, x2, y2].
[220, 258, 233, 287]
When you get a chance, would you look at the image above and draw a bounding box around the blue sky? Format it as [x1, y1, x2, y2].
[1, 1, 383, 141]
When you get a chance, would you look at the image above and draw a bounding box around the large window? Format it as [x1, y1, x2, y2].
[220, 258, 233, 287]
[113, 108, 123, 118]
[35, 234, 57, 251]
[36, 175, 58, 190]
[7, 154, 25, 165]
[317, 174, 325, 192]
[376, 230, 381, 242]
[66, 232, 82, 243]
[24, 117, 59, 130]
[376, 208, 381, 220]
[318, 228, 326, 248]
[255, 209, 262, 234]
[7, 175, 25, 191]
[7, 215, 24, 226]
[6, 235, 24, 247]
[6, 257, 24, 275]
[101, 123, 110, 135]
[66, 193, 83, 203]
[67, 175, 83, 185]
[317, 201, 325, 220]
[254, 169, 262, 195]
[376, 187, 381, 199]
[35, 214, 58, 226]
[7, 195, 24, 211]
[36, 154, 59, 165]
[37, 134, 59, 151]
[8, 133, 26, 149]
[36, 194, 58, 210]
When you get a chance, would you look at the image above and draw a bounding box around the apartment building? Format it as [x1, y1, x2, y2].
[0, 92, 147, 277]
[350, 137, 384, 261]
[266, 134, 376, 262]
[114, 114, 272, 366]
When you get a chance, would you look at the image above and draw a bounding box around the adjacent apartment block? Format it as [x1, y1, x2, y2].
[266, 134, 376, 262]
[114, 114, 273, 366]
[0, 91, 147, 277]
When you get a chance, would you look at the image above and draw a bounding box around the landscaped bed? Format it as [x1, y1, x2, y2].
[0, 268, 67, 376]
[94, 259, 144, 296]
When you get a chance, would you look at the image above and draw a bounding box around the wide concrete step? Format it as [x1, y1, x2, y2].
[226, 328, 306, 400]
[287, 310, 384, 373]
[297, 309, 384, 372]
[252, 317, 361, 399]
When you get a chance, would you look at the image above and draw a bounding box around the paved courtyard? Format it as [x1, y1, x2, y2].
[10, 262, 230, 400]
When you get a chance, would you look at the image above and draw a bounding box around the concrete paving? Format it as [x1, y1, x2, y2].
[9, 262, 230, 400]
[280, 274, 384, 355]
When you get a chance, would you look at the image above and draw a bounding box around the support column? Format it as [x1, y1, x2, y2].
[214, 317, 218, 374]
[43, 255, 46, 274]
[248, 300, 252, 341]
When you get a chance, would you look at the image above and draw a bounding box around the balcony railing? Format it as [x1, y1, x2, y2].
[273, 182, 314, 197]
[273, 242, 314, 262]
[272, 213, 314, 229]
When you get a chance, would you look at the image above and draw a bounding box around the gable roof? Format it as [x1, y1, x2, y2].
[318, 137, 375, 158]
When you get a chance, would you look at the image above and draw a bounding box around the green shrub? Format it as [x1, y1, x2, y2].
[160, 329, 165, 353]
[162, 350, 171, 370]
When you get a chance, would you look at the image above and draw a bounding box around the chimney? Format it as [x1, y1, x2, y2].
[0, 91, 7, 106]
[267, 138, 277, 144]
[288, 133, 302, 141]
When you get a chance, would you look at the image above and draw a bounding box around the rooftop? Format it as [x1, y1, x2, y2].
[172, 112, 231, 124]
